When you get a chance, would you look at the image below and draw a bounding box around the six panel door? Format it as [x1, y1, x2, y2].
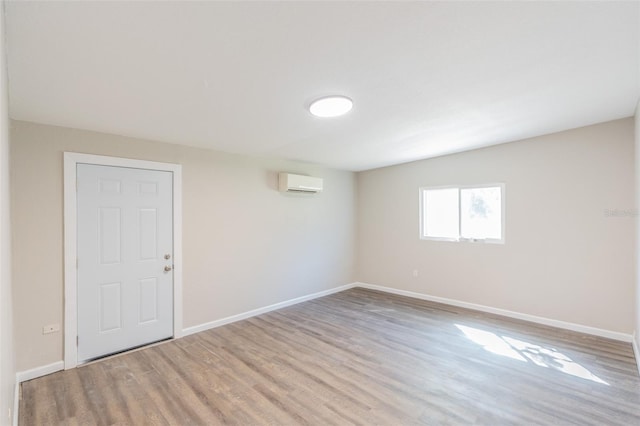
[77, 164, 173, 362]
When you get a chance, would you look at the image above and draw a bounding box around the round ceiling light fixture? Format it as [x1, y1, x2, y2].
[309, 95, 353, 118]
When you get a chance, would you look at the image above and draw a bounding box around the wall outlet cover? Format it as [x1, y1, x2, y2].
[42, 324, 60, 334]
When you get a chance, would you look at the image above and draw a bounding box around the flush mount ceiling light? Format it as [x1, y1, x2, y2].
[309, 96, 353, 118]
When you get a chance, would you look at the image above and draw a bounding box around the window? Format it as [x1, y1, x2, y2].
[420, 184, 504, 243]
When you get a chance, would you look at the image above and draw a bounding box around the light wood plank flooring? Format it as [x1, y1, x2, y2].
[20, 288, 640, 425]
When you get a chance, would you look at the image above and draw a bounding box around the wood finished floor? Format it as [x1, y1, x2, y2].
[20, 288, 640, 425]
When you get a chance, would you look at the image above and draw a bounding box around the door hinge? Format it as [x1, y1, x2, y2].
[76, 336, 79, 346]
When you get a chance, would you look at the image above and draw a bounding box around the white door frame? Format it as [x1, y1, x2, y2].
[63, 152, 183, 369]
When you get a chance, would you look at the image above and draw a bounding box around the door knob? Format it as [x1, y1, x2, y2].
[164, 254, 171, 260]
[164, 266, 172, 272]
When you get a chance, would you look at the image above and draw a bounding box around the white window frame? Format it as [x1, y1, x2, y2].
[419, 183, 505, 244]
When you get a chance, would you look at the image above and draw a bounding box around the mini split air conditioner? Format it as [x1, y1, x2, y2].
[278, 173, 323, 193]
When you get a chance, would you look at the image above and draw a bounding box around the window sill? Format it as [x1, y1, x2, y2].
[420, 236, 505, 244]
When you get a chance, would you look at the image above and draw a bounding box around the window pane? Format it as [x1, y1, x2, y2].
[424, 188, 459, 239]
[460, 186, 502, 239]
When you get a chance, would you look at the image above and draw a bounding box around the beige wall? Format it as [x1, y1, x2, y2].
[635, 100, 640, 343]
[0, 1, 15, 424]
[357, 118, 635, 334]
[9, 115, 636, 373]
[10, 120, 356, 372]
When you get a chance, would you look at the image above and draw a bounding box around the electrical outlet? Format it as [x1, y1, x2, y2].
[413, 269, 419, 277]
[42, 324, 60, 334]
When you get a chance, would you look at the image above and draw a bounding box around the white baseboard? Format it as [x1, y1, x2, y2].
[354, 282, 633, 342]
[16, 361, 64, 384]
[12, 381, 19, 426]
[16, 279, 633, 399]
[13, 284, 357, 389]
[13, 360, 64, 424]
[182, 283, 357, 337]
[632, 334, 640, 376]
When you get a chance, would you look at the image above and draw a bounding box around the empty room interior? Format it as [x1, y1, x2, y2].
[1, 1, 640, 425]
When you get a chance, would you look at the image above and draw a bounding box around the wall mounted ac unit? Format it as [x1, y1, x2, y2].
[278, 173, 323, 193]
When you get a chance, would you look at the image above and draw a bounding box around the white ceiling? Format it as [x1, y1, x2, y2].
[5, 1, 640, 171]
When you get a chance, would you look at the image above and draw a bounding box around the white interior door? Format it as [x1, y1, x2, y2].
[77, 164, 174, 362]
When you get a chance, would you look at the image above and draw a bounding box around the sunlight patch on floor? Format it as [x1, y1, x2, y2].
[455, 324, 608, 385]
